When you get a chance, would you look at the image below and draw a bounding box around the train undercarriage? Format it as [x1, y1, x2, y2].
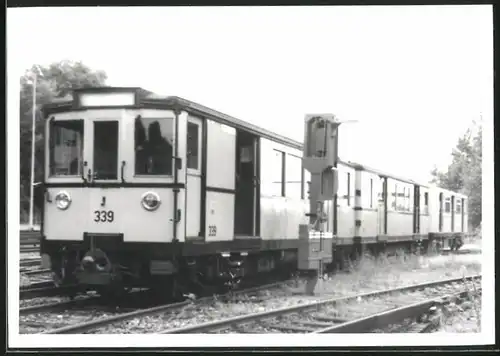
[41, 232, 464, 298]
[42, 243, 298, 298]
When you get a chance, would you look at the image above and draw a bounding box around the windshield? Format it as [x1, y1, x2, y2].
[49, 120, 84, 177]
[135, 117, 174, 176]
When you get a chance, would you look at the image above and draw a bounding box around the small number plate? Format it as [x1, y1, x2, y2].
[94, 210, 114, 223]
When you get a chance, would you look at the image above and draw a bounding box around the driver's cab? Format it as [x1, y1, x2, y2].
[42, 87, 187, 243]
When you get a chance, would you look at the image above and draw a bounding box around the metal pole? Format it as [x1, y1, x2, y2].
[29, 73, 37, 230]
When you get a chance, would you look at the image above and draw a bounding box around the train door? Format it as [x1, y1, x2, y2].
[87, 118, 122, 233]
[377, 176, 387, 235]
[186, 116, 203, 238]
[439, 193, 443, 232]
[413, 185, 420, 234]
[234, 130, 260, 236]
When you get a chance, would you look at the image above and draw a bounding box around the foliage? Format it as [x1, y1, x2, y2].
[19, 60, 107, 223]
[431, 119, 482, 229]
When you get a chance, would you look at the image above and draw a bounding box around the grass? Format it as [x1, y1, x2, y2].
[111, 246, 482, 333]
[433, 273, 482, 333]
[464, 226, 482, 247]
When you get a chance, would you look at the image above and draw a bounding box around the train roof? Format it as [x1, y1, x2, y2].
[43, 86, 303, 149]
[43, 86, 463, 194]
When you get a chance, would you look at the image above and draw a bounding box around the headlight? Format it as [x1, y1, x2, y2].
[141, 191, 161, 211]
[55, 191, 71, 210]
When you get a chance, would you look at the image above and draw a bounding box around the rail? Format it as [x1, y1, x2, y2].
[42, 280, 297, 334]
[160, 275, 481, 334]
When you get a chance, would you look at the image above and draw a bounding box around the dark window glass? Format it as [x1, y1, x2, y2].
[187, 122, 199, 170]
[135, 117, 174, 175]
[93, 121, 118, 180]
[49, 120, 84, 176]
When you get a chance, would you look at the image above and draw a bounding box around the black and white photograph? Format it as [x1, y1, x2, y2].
[7, 4, 494, 350]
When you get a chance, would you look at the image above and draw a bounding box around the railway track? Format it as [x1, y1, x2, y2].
[20, 295, 101, 316]
[20, 282, 80, 300]
[20, 279, 299, 334]
[20, 258, 41, 268]
[22, 269, 50, 276]
[20, 247, 40, 254]
[20, 275, 481, 335]
[158, 275, 481, 334]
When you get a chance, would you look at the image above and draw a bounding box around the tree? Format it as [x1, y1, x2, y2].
[19, 60, 107, 223]
[430, 119, 482, 229]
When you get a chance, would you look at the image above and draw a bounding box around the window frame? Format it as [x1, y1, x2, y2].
[48, 118, 85, 178]
[405, 186, 411, 212]
[444, 197, 451, 213]
[186, 118, 202, 174]
[456, 198, 462, 214]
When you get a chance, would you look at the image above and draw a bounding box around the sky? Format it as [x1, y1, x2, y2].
[8, 5, 493, 183]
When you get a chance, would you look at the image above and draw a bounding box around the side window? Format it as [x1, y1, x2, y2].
[272, 150, 284, 197]
[285, 154, 302, 199]
[186, 121, 200, 170]
[405, 186, 411, 212]
[378, 177, 385, 203]
[444, 197, 451, 213]
[456, 199, 462, 214]
[396, 183, 405, 211]
[337, 169, 351, 206]
[423, 191, 429, 214]
[389, 181, 396, 210]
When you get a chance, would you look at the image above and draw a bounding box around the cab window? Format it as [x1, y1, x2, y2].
[135, 117, 174, 175]
[49, 120, 84, 177]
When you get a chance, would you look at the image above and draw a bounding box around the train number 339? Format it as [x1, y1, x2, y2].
[208, 225, 217, 237]
[94, 210, 114, 223]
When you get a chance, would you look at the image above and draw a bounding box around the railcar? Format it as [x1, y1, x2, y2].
[37, 86, 468, 296]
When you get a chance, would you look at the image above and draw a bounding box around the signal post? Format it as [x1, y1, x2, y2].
[298, 114, 342, 295]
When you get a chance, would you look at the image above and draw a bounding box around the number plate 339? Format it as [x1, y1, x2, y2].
[94, 210, 114, 223]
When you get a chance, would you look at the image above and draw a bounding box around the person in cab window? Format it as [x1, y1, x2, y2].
[69, 157, 79, 175]
[147, 121, 173, 175]
[135, 118, 149, 174]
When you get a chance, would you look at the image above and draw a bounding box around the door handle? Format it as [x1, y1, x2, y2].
[81, 161, 88, 184]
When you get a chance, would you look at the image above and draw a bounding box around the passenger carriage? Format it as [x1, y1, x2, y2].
[37, 86, 468, 294]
